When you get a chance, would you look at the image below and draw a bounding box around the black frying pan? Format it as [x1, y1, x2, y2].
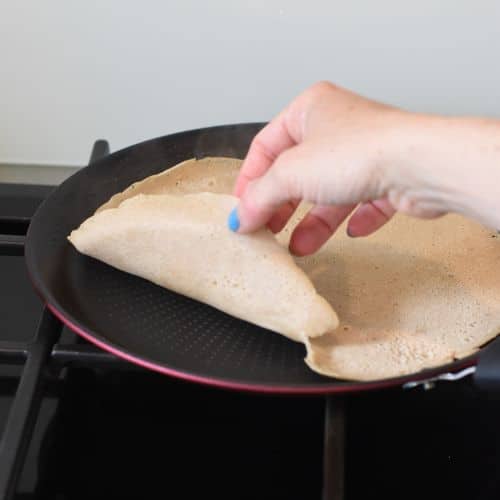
[24, 123, 500, 393]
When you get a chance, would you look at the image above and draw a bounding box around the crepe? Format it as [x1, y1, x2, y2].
[96, 157, 241, 212]
[69, 157, 500, 381]
[68, 191, 338, 343]
[300, 216, 500, 380]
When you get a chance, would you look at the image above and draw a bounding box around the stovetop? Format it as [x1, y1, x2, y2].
[0, 144, 499, 500]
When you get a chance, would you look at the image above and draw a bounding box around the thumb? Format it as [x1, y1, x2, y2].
[228, 146, 306, 234]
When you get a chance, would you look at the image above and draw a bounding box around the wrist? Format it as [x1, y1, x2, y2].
[382, 112, 494, 222]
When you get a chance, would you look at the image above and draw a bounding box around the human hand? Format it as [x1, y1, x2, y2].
[229, 81, 500, 255]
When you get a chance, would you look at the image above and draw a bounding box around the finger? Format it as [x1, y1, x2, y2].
[267, 199, 300, 233]
[346, 199, 396, 237]
[233, 145, 306, 233]
[234, 110, 299, 197]
[234, 80, 355, 197]
[289, 204, 355, 256]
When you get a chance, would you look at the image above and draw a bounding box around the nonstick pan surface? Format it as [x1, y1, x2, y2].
[25, 124, 478, 393]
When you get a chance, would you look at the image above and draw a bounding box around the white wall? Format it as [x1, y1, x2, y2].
[1, 0, 500, 166]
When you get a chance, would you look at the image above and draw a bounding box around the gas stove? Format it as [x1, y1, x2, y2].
[0, 142, 499, 500]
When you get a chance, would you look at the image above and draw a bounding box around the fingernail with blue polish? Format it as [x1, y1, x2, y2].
[228, 207, 240, 232]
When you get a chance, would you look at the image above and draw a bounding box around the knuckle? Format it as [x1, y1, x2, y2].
[307, 81, 342, 105]
[251, 136, 276, 163]
[296, 81, 338, 109]
[311, 80, 337, 94]
[291, 81, 342, 135]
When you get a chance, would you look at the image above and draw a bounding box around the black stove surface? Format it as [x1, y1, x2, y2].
[1, 174, 499, 500]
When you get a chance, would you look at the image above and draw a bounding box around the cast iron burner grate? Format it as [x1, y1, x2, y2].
[0, 141, 344, 500]
[0, 142, 151, 497]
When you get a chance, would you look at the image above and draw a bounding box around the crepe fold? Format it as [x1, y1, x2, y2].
[69, 191, 338, 343]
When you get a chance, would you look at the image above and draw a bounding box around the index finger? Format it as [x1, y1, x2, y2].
[234, 109, 299, 197]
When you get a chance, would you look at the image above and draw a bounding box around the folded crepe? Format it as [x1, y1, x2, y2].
[68, 191, 338, 343]
[68, 157, 500, 381]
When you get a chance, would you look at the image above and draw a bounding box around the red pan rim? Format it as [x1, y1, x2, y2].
[45, 301, 477, 395]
